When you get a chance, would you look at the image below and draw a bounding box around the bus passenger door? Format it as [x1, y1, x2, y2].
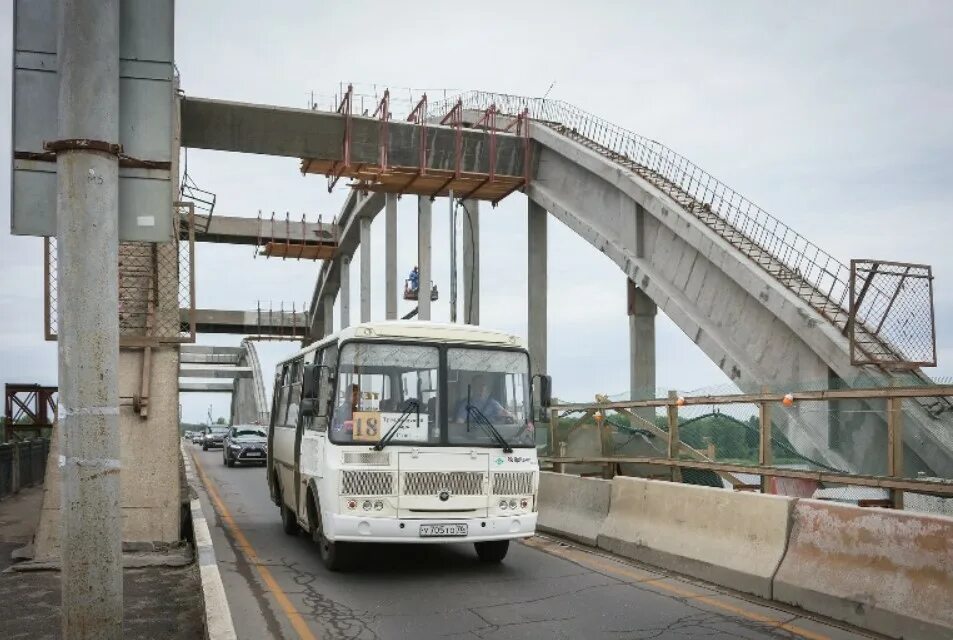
[298, 351, 331, 524]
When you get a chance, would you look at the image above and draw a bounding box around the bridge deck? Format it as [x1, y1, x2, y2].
[187, 445, 871, 640]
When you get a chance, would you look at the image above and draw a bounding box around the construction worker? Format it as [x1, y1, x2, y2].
[408, 265, 419, 293]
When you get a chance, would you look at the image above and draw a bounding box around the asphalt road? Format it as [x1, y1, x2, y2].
[187, 445, 877, 640]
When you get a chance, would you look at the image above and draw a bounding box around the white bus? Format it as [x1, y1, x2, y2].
[266, 321, 551, 570]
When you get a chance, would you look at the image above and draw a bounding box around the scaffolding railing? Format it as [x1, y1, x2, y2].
[431, 91, 935, 371]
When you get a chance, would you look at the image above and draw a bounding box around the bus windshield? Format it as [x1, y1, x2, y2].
[331, 343, 439, 445]
[447, 348, 534, 448]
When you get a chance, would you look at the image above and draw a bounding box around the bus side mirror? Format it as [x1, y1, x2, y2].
[301, 365, 331, 419]
[534, 374, 553, 408]
[302, 364, 321, 399]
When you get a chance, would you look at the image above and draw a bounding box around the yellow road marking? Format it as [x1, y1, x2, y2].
[524, 537, 832, 640]
[192, 450, 319, 640]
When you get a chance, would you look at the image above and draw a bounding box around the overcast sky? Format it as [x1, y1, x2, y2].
[1, 1, 951, 424]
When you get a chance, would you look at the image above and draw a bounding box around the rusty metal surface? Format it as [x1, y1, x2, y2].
[4, 385, 57, 441]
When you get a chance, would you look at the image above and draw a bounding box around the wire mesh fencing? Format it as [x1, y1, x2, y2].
[544, 381, 953, 515]
[850, 260, 936, 368]
[44, 203, 195, 345]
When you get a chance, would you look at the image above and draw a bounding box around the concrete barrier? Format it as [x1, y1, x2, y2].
[773, 499, 953, 640]
[597, 476, 794, 598]
[536, 472, 611, 546]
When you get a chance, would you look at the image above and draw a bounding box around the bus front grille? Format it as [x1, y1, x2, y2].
[341, 471, 395, 496]
[402, 471, 485, 496]
[492, 471, 535, 496]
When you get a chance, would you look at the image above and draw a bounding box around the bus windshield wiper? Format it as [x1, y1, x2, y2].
[466, 404, 513, 453]
[374, 399, 420, 451]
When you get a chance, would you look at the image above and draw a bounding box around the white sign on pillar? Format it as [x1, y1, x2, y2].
[11, 0, 175, 242]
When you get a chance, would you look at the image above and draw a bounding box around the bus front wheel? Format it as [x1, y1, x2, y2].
[280, 502, 299, 536]
[474, 540, 509, 563]
[309, 494, 350, 571]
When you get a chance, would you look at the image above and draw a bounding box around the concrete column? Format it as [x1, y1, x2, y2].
[360, 217, 371, 323]
[527, 199, 547, 376]
[323, 293, 334, 337]
[628, 279, 657, 425]
[417, 197, 432, 321]
[56, 0, 123, 637]
[385, 194, 398, 320]
[339, 256, 350, 329]
[462, 199, 480, 324]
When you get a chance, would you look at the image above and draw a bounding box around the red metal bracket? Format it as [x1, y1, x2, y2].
[327, 84, 354, 192]
[373, 89, 391, 172]
[399, 94, 429, 196]
[429, 99, 464, 198]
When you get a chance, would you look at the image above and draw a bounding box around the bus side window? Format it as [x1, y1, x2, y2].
[286, 358, 302, 429]
[275, 364, 290, 427]
[309, 347, 331, 432]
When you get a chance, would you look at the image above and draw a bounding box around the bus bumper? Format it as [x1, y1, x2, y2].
[324, 512, 538, 543]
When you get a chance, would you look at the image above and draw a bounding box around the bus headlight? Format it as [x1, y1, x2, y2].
[499, 500, 508, 510]
[373, 500, 384, 511]
[362, 500, 373, 511]
[508, 499, 518, 510]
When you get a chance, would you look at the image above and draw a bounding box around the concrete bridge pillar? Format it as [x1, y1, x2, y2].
[462, 199, 480, 324]
[323, 293, 334, 337]
[628, 280, 657, 425]
[528, 199, 547, 377]
[340, 256, 350, 330]
[360, 217, 371, 323]
[385, 194, 398, 320]
[418, 197, 432, 321]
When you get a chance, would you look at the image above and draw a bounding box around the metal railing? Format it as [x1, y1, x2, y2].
[542, 385, 953, 511]
[429, 91, 930, 373]
[0, 438, 51, 501]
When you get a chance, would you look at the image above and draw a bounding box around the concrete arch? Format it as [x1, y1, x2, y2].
[522, 115, 952, 476]
[230, 339, 270, 426]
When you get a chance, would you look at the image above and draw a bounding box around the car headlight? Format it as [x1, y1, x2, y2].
[228, 443, 241, 450]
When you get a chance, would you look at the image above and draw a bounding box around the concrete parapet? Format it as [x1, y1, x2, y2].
[536, 472, 611, 546]
[33, 348, 182, 561]
[773, 499, 953, 639]
[596, 476, 794, 598]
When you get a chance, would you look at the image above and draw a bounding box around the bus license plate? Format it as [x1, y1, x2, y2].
[419, 523, 468, 537]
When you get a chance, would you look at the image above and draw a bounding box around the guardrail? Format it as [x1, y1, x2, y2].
[542, 385, 953, 509]
[0, 438, 51, 500]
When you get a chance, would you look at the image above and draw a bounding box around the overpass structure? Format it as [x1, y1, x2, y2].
[15, 4, 953, 636]
[178, 89, 952, 478]
[178, 342, 270, 426]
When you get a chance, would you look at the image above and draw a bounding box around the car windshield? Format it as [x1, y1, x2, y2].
[331, 343, 439, 445]
[447, 348, 534, 448]
[233, 429, 265, 438]
[210, 427, 228, 434]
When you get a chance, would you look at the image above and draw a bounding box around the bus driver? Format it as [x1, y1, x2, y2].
[452, 374, 512, 424]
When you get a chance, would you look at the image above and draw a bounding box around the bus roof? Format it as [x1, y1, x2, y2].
[277, 321, 526, 366]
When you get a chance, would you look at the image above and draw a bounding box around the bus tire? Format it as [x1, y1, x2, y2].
[281, 501, 299, 535]
[309, 492, 349, 572]
[474, 540, 509, 563]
